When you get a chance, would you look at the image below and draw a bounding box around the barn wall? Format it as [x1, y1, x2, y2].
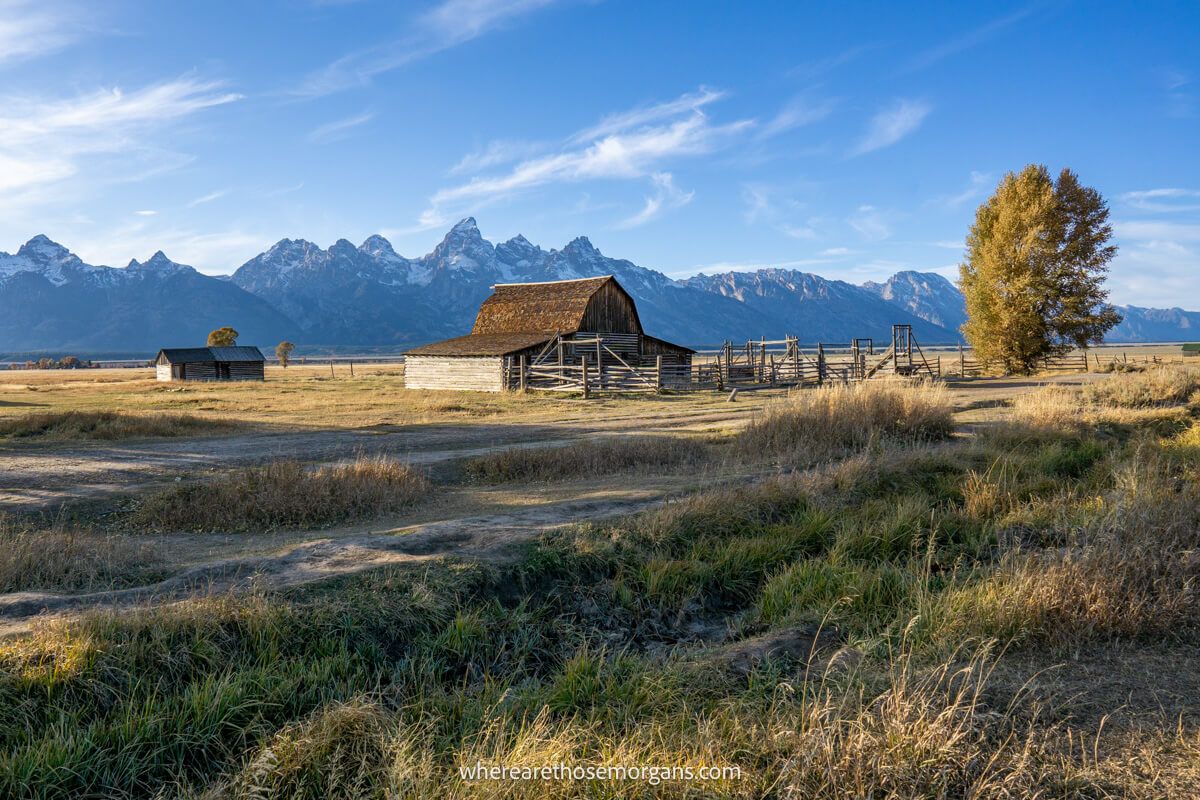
[185, 362, 219, 381]
[227, 362, 265, 381]
[156, 364, 173, 382]
[580, 281, 642, 334]
[404, 356, 505, 392]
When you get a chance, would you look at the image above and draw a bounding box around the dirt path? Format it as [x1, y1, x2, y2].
[0, 489, 677, 637]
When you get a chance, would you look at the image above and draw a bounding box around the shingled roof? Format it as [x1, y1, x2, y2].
[404, 332, 555, 357]
[471, 275, 633, 335]
[157, 346, 265, 363]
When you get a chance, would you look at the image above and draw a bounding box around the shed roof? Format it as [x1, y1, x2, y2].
[405, 332, 554, 357]
[471, 275, 622, 335]
[1182, 343, 1200, 351]
[157, 346, 265, 363]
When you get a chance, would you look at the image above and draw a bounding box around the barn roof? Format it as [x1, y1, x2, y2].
[405, 332, 554, 357]
[471, 275, 635, 335]
[157, 346, 265, 363]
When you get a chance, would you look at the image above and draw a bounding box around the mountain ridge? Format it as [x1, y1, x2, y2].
[0, 219, 1193, 355]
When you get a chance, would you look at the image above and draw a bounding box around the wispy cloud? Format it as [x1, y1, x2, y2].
[615, 172, 693, 228]
[293, 0, 565, 97]
[848, 205, 892, 240]
[757, 95, 836, 139]
[449, 139, 545, 175]
[308, 111, 375, 143]
[188, 189, 229, 207]
[0, 77, 242, 197]
[906, 5, 1037, 72]
[71, 218, 269, 274]
[789, 44, 876, 80]
[740, 183, 821, 240]
[850, 99, 931, 155]
[421, 88, 752, 228]
[133, 209, 157, 216]
[940, 170, 992, 208]
[1163, 69, 1195, 118]
[0, 0, 83, 66]
[1120, 188, 1200, 213]
[1115, 220, 1200, 242]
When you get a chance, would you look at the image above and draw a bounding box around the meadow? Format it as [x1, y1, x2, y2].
[0, 366, 1198, 797]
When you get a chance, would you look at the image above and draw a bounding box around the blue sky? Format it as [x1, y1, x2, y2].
[1, 0, 1198, 307]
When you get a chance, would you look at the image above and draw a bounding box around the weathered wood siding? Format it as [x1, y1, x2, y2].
[156, 360, 265, 381]
[405, 355, 504, 392]
[579, 281, 643, 334]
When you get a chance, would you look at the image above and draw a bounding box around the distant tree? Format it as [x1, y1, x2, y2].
[59, 356, 81, 369]
[37, 358, 53, 370]
[959, 165, 1121, 374]
[207, 326, 239, 347]
[275, 341, 295, 367]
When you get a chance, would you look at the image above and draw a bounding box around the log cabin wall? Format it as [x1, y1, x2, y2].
[578, 280, 643, 334]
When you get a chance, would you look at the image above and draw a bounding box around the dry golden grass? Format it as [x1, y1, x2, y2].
[738, 379, 955, 460]
[1083, 364, 1200, 408]
[463, 435, 710, 483]
[0, 516, 166, 593]
[0, 409, 234, 441]
[0, 364, 772, 431]
[129, 456, 432, 532]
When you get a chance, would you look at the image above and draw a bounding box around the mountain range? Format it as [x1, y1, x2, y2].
[1, 219, 1195, 356]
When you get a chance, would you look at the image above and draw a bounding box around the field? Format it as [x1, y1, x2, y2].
[2, 364, 1199, 797]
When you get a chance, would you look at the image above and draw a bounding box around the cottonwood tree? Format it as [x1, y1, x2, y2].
[207, 326, 239, 347]
[275, 340, 295, 367]
[959, 165, 1121, 374]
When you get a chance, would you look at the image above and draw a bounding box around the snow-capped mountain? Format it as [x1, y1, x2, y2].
[0, 239, 297, 353]
[862, 271, 968, 332]
[3, 219, 1195, 355]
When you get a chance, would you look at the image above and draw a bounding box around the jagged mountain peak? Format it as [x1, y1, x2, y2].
[17, 235, 79, 265]
[562, 235, 600, 257]
[359, 234, 399, 259]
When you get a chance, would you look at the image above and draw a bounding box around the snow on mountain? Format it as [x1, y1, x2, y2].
[861, 271, 968, 332]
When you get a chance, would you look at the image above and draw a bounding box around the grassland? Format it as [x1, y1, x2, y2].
[1, 368, 1199, 797]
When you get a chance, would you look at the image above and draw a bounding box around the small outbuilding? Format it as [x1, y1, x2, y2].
[1183, 343, 1200, 357]
[155, 346, 266, 382]
[404, 275, 693, 392]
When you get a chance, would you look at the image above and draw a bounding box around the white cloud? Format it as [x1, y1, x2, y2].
[294, 0, 564, 97]
[423, 90, 751, 224]
[615, 172, 693, 229]
[819, 247, 852, 256]
[307, 111, 375, 143]
[0, 0, 82, 66]
[72, 219, 269, 274]
[848, 205, 892, 240]
[850, 99, 931, 155]
[1120, 188, 1200, 213]
[134, 210, 157, 216]
[0, 78, 242, 198]
[740, 183, 821, 240]
[188, 189, 228, 207]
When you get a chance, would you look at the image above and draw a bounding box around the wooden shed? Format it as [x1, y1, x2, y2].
[404, 276, 692, 392]
[155, 346, 266, 382]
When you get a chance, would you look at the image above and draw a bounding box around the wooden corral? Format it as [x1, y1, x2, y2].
[155, 347, 266, 382]
[404, 276, 694, 393]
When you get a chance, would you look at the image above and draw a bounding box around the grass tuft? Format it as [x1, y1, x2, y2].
[737, 380, 955, 461]
[129, 456, 431, 532]
[464, 435, 709, 483]
[0, 516, 167, 593]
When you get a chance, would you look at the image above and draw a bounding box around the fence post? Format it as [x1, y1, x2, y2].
[817, 343, 826, 386]
[349, 360, 354, 377]
[1080, 347, 1088, 372]
[329, 359, 334, 378]
[518, 355, 526, 392]
[581, 355, 590, 399]
[937, 355, 942, 378]
[958, 343, 964, 377]
[655, 355, 663, 392]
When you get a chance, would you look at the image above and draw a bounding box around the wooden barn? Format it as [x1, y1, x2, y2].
[404, 276, 693, 392]
[155, 346, 266, 382]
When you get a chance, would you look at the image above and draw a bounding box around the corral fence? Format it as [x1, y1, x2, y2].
[501, 325, 945, 396]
